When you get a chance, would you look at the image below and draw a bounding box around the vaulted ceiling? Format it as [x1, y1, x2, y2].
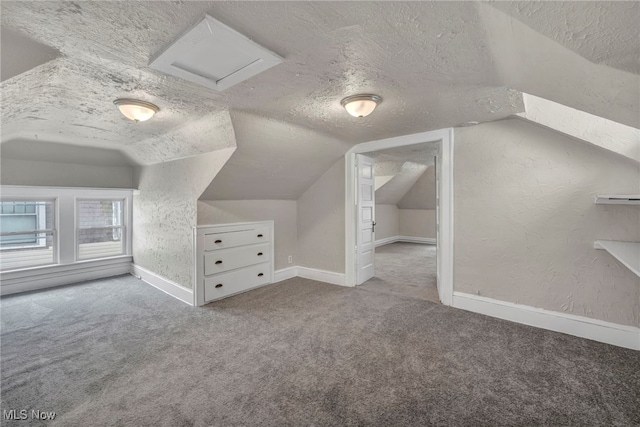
[1, 1, 638, 198]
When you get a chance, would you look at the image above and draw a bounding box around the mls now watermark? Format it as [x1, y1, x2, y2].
[3, 409, 56, 421]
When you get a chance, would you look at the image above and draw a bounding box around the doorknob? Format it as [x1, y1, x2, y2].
[372, 221, 376, 233]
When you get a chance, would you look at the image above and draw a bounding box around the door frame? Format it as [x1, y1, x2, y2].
[344, 128, 454, 306]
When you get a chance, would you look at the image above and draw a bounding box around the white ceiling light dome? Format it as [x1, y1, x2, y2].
[114, 99, 159, 122]
[341, 94, 382, 118]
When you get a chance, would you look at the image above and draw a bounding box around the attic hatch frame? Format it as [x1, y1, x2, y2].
[344, 128, 454, 306]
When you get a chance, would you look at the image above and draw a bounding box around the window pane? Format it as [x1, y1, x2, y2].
[0, 216, 38, 243]
[0, 233, 55, 270]
[78, 200, 122, 228]
[0, 201, 53, 245]
[78, 227, 123, 259]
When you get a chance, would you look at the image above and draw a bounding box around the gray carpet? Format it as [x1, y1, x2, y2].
[364, 242, 439, 303]
[1, 275, 639, 426]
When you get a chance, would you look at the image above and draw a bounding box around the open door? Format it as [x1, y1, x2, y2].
[356, 154, 375, 284]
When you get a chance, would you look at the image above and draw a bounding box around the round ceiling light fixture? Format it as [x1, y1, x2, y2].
[340, 94, 382, 118]
[114, 99, 159, 122]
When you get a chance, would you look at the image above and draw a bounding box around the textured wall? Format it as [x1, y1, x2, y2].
[397, 166, 436, 210]
[297, 158, 345, 273]
[132, 148, 235, 289]
[197, 200, 297, 271]
[374, 204, 399, 241]
[1, 158, 134, 189]
[399, 210, 436, 239]
[455, 119, 640, 327]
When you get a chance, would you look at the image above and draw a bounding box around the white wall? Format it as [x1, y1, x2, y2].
[132, 148, 235, 289]
[0, 158, 134, 189]
[297, 158, 345, 273]
[399, 209, 436, 239]
[455, 119, 640, 327]
[197, 200, 297, 271]
[397, 165, 436, 210]
[374, 204, 399, 241]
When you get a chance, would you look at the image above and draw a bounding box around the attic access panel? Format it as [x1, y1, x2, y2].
[150, 15, 282, 92]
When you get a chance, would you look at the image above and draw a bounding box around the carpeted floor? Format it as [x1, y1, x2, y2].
[1, 275, 639, 426]
[364, 242, 439, 303]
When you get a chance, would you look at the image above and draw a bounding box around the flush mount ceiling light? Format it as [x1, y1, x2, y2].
[341, 94, 382, 118]
[113, 99, 159, 122]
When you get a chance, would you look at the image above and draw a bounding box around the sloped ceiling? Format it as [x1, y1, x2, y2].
[376, 162, 428, 205]
[371, 142, 438, 205]
[200, 111, 351, 200]
[1, 139, 133, 167]
[374, 161, 404, 191]
[1, 1, 638, 197]
[489, 1, 640, 75]
[397, 166, 436, 210]
[516, 93, 640, 163]
[477, 2, 639, 129]
[0, 28, 58, 82]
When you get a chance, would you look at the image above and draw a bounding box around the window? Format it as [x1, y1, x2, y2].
[77, 199, 125, 260]
[0, 187, 132, 275]
[0, 200, 56, 270]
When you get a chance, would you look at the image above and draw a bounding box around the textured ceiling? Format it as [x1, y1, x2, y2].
[1, 1, 638, 197]
[369, 143, 439, 166]
[0, 56, 236, 166]
[489, 1, 640, 75]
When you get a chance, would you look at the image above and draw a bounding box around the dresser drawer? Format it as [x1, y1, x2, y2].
[204, 243, 270, 276]
[204, 226, 270, 251]
[204, 262, 272, 302]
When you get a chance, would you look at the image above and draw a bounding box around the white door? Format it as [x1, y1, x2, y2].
[356, 154, 375, 284]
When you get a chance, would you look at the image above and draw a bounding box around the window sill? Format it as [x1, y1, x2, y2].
[1, 255, 132, 281]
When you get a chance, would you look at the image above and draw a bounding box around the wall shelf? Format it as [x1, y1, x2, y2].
[594, 195, 640, 205]
[594, 240, 640, 278]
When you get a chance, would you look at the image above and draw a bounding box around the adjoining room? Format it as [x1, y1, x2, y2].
[357, 143, 440, 303]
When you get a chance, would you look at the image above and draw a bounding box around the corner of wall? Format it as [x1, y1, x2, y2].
[296, 157, 346, 273]
[132, 147, 236, 289]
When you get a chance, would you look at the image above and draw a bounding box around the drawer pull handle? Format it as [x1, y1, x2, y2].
[214, 239, 222, 244]
[257, 234, 263, 238]
[215, 260, 223, 265]
[257, 252, 263, 256]
[215, 284, 223, 288]
[258, 273, 264, 277]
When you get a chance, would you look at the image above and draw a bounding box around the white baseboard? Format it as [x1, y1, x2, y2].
[130, 264, 194, 306]
[273, 266, 298, 283]
[398, 236, 436, 245]
[452, 292, 640, 351]
[375, 235, 436, 247]
[297, 266, 347, 287]
[0, 256, 132, 296]
[375, 236, 398, 247]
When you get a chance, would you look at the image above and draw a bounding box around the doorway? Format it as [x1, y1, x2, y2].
[345, 129, 454, 306]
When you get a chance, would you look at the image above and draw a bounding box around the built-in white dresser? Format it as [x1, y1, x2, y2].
[194, 221, 274, 306]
